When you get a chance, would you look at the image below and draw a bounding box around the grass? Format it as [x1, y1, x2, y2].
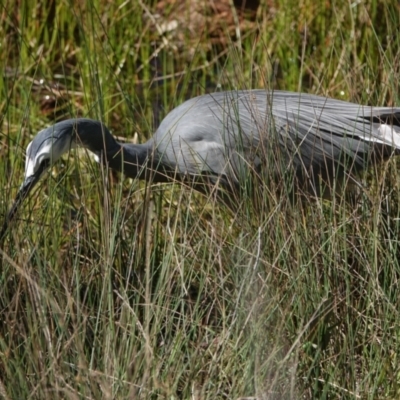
[1, 0, 400, 398]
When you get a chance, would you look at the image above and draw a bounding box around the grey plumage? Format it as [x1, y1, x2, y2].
[2, 89, 400, 237]
[153, 90, 400, 186]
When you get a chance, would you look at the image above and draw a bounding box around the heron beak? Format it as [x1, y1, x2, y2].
[0, 171, 44, 241]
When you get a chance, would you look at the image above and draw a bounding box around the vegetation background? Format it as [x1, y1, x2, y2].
[1, 0, 400, 398]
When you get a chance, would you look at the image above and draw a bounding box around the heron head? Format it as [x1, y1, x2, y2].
[0, 121, 79, 240]
[22, 118, 113, 194]
[1, 119, 111, 240]
[0, 119, 115, 240]
[25, 123, 76, 183]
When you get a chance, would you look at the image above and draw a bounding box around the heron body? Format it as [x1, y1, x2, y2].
[2, 90, 400, 236]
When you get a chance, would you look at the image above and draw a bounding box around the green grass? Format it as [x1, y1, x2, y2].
[1, 0, 400, 398]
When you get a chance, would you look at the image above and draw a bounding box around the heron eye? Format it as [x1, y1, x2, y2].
[41, 158, 51, 169]
[41, 158, 50, 168]
[36, 158, 51, 176]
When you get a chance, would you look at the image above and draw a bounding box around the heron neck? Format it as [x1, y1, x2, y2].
[105, 142, 169, 182]
[74, 121, 170, 182]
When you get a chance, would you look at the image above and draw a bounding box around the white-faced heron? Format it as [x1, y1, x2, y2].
[2, 90, 400, 237]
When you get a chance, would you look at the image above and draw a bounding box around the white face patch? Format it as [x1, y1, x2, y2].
[25, 141, 54, 178]
[24, 136, 76, 179]
[24, 142, 34, 177]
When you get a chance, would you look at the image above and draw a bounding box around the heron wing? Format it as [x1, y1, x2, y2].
[153, 90, 400, 184]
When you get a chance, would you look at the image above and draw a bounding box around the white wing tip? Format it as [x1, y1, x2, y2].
[378, 124, 400, 148]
